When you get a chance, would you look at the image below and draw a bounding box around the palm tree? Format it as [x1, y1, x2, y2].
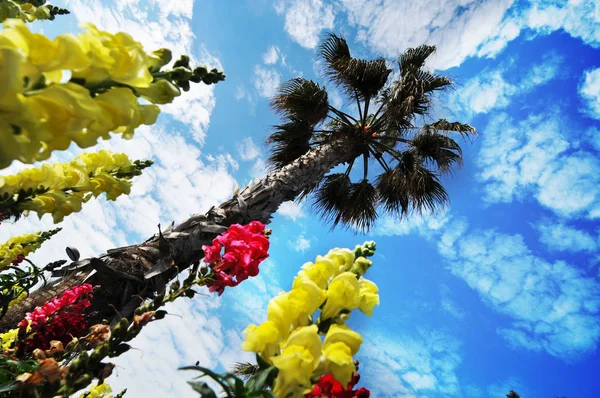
[506, 390, 521, 398]
[0, 33, 475, 330]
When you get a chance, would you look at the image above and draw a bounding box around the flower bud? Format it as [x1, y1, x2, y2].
[350, 257, 372, 275]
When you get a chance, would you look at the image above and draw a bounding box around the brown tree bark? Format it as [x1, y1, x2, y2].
[0, 137, 359, 331]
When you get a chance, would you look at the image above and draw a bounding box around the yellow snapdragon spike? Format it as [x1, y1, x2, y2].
[0, 21, 162, 168]
[242, 243, 379, 394]
[0, 150, 151, 223]
[320, 272, 361, 321]
[0, 230, 52, 268]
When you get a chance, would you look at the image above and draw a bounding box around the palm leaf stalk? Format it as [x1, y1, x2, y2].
[0, 34, 475, 331]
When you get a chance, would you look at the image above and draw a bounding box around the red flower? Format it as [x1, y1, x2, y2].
[12, 254, 25, 266]
[17, 284, 93, 355]
[306, 373, 370, 398]
[202, 222, 269, 295]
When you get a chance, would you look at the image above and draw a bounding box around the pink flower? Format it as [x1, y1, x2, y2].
[204, 222, 270, 295]
[17, 284, 94, 354]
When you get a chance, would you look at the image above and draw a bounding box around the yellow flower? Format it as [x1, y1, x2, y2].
[292, 271, 326, 314]
[357, 277, 380, 316]
[271, 345, 317, 398]
[75, 24, 152, 88]
[0, 230, 47, 268]
[1, 328, 19, 351]
[321, 325, 363, 386]
[2, 150, 149, 223]
[137, 79, 181, 104]
[267, 289, 313, 341]
[323, 324, 362, 356]
[241, 320, 280, 360]
[320, 272, 360, 321]
[80, 382, 113, 398]
[322, 342, 356, 387]
[325, 248, 355, 274]
[282, 325, 322, 367]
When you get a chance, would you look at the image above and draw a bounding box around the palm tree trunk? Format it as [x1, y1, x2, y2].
[0, 137, 358, 331]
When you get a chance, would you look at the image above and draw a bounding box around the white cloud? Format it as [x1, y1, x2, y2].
[340, 0, 514, 70]
[579, 68, 600, 120]
[522, 1, 600, 48]
[236, 137, 261, 162]
[249, 158, 267, 179]
[277, 0, 335, 49]
[253, 65, 281, 98]
[289, 234, 311, 252]
[317, 0, 600, 71]
[447, 54, 561, 118]
[440, 285, 466, 320]
[328, 89, 344, 109]
[276, 201, 305, 221]
[535, 221, 598, 253]
[477, 112, 600, 219]
[360, 328, 461, 396]
[262, 45, 280, 65]
[439, 220, 600, 359]
[373, 209, 450, 238]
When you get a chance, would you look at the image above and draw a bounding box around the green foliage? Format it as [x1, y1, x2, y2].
[180, 365, 279, 398]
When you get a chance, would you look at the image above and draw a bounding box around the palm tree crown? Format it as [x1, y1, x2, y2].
[267, 33, 476, 231]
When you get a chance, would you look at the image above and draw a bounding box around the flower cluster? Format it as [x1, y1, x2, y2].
[0, 150, 151, 222]
[241, 242, 379, 398]
[306, 373, 370, 398]
[202, 221, 270, 295]
[0, 1, 68, 23]
[0, 20, 222, 169]
[16, 284, 93, 354]
[0, 228, 60, 268]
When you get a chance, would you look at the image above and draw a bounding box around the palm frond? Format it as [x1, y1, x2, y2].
[376, 151, 449, 216]
[319, 33, 391, 100]
[408, 165, 449, 214]
[426, 119, 477, 137]
[270, 78, 329, 125]
[340, 180, 377, 231]
[319, 32, 351, 67]
[266, 118, 313, 169]
[313, 173, 351, 226]
[376, 168, 410, 216]
[409, 131, 463, 173]
[399, 45, 436, 77]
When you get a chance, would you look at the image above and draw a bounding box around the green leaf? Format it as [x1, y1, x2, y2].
[255, 354, 270, 370]
[187, 381, 217, 398]
[0, 381, 18, 393]
[247, 366, 278, 393]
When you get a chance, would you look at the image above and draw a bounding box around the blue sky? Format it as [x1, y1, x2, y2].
[2, 0, 600, 397]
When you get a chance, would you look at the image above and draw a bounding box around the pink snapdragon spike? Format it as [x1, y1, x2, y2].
[202, 221, 270, 295]
[17, 284, 93, 354]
